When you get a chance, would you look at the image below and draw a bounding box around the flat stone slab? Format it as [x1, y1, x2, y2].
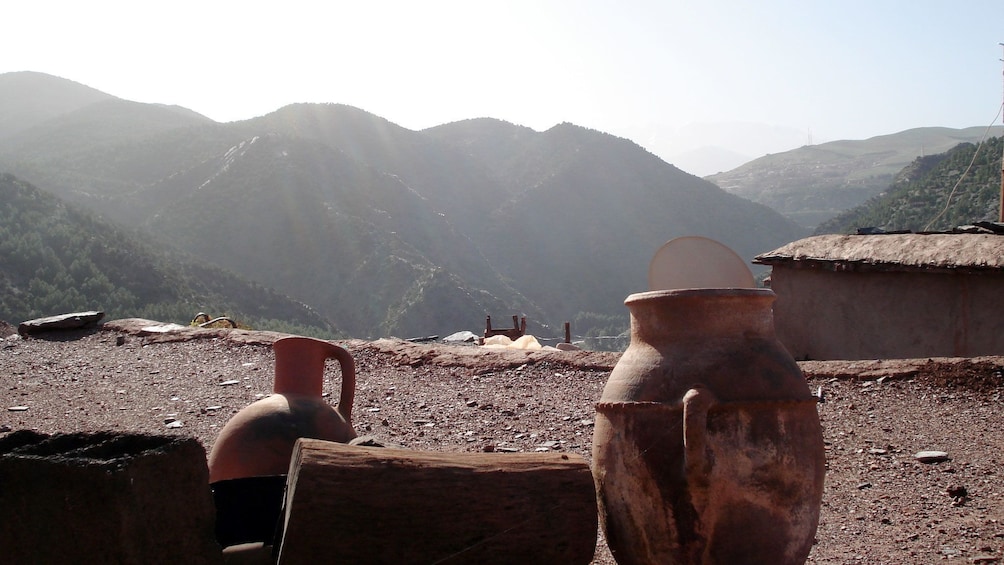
[914, 450, 951, 463]
[18, 311, 105, 336]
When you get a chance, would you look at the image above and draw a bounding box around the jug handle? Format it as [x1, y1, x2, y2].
[683, 386, 716, 479]
[328, 344, 356, 422]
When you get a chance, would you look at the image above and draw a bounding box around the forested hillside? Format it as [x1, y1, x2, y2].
[0, 173, 338, 336]
[815, 136, 1004, 234]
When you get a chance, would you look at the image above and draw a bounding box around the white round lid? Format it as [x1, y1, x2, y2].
[648, 236, 755, 290]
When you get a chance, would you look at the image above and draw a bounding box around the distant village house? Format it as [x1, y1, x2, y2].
[754, 233, 1004, 360]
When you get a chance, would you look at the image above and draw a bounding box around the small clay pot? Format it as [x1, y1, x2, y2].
[208, 336, 357, 483]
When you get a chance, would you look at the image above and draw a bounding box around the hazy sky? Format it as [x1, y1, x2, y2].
[4, 1, 1003, 162]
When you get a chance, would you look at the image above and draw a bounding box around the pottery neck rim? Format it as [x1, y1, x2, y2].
[625, 287, 776, 342]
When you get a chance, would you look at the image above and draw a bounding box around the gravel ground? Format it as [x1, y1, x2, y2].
[2, 319, 1003, 564]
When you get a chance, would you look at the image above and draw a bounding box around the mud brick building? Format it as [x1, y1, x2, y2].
[755, 233, 1004, 360]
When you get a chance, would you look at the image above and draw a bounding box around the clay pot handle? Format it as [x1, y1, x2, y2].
[683, 386, 716, 479]
[329, 345, 356, 422]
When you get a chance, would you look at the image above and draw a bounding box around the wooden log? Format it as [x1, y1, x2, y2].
[277, 439, 597, 564]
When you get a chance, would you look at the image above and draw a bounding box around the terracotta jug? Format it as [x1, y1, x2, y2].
[208, 336, 357, 483]
[592, 288, 825, 564]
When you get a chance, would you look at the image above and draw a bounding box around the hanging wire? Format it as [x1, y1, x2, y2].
[923, 45, 1004, 232]
[922, 103, 1003, 231]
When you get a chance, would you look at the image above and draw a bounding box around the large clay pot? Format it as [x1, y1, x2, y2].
[208, 336, 357, 483]
[592, 288, 825, 564]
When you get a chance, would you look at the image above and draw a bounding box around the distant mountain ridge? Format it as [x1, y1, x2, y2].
[1, 72, 806, 340]
[708, 126, 1004, 229]
[0, 71, 116, 141]
[616, 121, 808, 177]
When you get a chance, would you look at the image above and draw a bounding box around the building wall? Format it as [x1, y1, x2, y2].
[769, 267, 1004, 360]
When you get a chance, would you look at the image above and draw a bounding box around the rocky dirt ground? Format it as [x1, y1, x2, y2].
[2, 318, 1003, 564]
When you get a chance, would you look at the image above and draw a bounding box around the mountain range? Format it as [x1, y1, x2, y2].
[708, 126, 1004, 229]
[8, 70, 975, 342]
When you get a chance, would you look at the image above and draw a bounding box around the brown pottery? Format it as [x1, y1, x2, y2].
[592, 288, 825, 564]
[208, 336, 357, 483]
